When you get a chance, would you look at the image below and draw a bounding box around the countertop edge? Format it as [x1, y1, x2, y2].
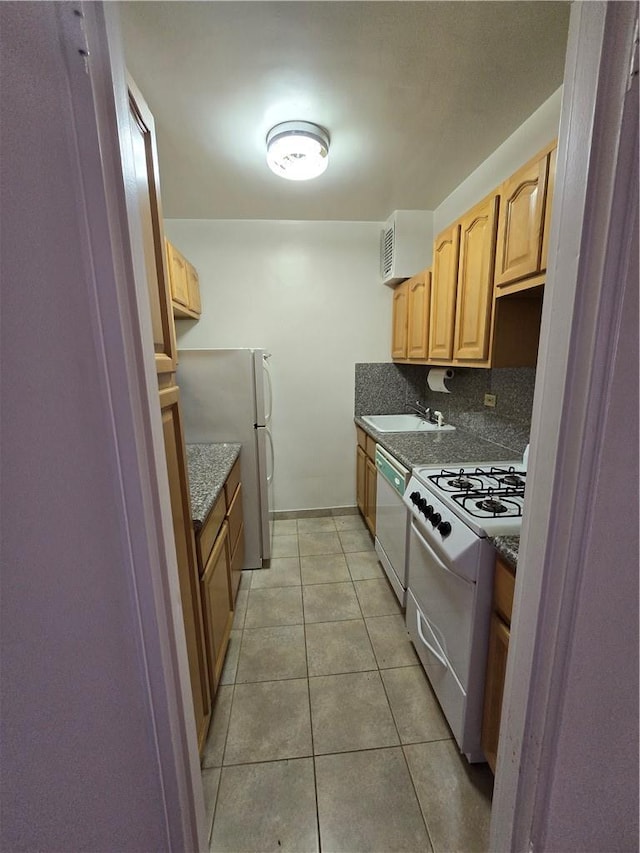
[185, 443, 242, 526]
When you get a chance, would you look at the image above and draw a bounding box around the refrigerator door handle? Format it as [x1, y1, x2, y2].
[263, 358, 273, 424]
[265, 426, 274, 484]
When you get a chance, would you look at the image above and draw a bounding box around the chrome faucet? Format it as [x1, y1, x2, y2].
[408, 401, 431, 421]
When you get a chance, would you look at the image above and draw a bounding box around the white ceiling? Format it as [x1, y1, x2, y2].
[119, 1, 570, 222]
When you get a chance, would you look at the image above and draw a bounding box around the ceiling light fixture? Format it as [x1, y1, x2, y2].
[266, 121, 330, 181]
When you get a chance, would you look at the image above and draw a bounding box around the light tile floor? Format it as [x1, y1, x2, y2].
[202, 513, 493, 853]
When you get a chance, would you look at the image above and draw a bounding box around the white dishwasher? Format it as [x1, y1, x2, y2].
[374, 445, 410, 606]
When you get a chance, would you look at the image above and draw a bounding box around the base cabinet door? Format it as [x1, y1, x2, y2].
[200, 521, 234, 693]
[160, 385, 211, 751]
[481, 612, 510, 773]
[356, 445, 367, 515]
[364, 456, 377, 536]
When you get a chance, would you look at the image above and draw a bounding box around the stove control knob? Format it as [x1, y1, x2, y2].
[410, 491, 420, 505]
[417, 498, 428, 514]
[431, 512, 442, 527]
[424, 504, 433, 519]
[438, 521, 452, 537]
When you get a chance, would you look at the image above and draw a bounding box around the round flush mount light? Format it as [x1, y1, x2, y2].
[266, 121, 330, 181]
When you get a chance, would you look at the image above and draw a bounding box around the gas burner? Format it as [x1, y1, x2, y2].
[500, 473, 525, 487]
[448, 476, 475, 490]
[476, 497, 508, 514]
[428, 469, 485, 493]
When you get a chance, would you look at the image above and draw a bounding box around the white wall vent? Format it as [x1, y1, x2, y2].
[380, 210, 433, 286]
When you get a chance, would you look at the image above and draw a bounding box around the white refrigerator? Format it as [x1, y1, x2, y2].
[177, 348, 273, 568]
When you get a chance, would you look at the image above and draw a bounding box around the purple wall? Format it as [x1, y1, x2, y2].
[1, 5, 174, 848]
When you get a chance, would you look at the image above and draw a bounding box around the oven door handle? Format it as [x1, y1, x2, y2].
[415, 608, 448, 669]
[410, 519, 462, 580]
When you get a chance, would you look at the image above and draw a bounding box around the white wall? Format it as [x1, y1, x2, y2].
[166, 91, 563, 512]
[433, 87, 563, 234]
[165, 219, 390, 511]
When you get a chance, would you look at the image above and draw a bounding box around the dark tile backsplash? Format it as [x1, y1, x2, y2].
[354, 363, 535, 454]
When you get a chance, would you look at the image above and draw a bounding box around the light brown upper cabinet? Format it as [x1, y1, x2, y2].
[166, 239, 202, 319]
[407, 270, 432, 360]
[391, 279, 409, 359]
[428, 224, 461, 361]
[494, 140, 557, 295]
[453, 194, 499, 362]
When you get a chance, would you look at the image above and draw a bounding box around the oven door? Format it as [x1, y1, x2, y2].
[407, 517, 476, 691]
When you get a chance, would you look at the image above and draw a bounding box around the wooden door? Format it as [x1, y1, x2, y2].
[166, 241, 190, 308]
[364, 456, 377, 535]
[391, 281, 409, 359]
[481, 612, 510, 773]
[159, 384, 211, 749]
[540, 144, 558, 272]
[454, 195, 498, 362]
[429, 224, 460, 360]
[356, 445, 366, 515]
[200, 521, 234, 692]
[407, 270, 431, 360]
[494, 150, 549, 288]
[128, 83, 176, 378]
[186, 262, 201, 315]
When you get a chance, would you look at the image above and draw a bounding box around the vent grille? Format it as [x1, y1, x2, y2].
[381, 222, 395, 279]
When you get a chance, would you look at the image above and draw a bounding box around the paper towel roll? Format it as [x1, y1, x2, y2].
[427, 367, 454, 393]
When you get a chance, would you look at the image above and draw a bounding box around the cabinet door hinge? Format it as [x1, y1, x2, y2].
[70, 5, 91, 74]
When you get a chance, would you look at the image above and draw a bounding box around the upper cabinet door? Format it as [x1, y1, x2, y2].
[540, 145, 557, 273]
[186, 262, 201, 315]
[454, 195, 498, 362]
[128, 82, 176, 378]
[166, 240, 190, 308]
[407, 270, 431, 360]
[494, 150, 549, 288]
[429, 224, 460, 361]
[391, 280, 409, 359]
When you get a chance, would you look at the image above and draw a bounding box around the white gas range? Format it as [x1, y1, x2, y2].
[402, 454, 527, 763]
[406, 460, 527, 539]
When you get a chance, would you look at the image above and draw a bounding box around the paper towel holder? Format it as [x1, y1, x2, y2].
[427, 367, 455, 393]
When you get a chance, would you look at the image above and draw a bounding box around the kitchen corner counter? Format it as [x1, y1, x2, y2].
[354, 416, 521, 471]
[186, 443, 241, 525]
[490, 535, 520, 570]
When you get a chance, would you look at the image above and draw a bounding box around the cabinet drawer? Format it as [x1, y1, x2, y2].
[198, 491, 226, 573]
[227, 482, 243, 556]
[494, 557, 515, 625]
[365, 435, 377, 460]
[224, 458, 241, 509]
[356, 425, 366, 451]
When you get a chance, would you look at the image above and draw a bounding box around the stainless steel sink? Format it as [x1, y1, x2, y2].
[361, 414, 455, 433]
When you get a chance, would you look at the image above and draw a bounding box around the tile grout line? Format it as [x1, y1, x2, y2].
[207, 576, 251, 846]
[299, 531, 323, 853]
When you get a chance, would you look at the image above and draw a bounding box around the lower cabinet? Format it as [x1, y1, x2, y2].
[356, 426, 376, 536]
[224, 457, 244, 602]
[200, 521, 234, 693]
[159, 385, 211, 752]
[194, 456, 245, 703]
[482, 555, 516, 772]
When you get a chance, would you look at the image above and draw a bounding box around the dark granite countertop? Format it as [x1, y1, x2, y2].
[354, 416, 521, 471]
[489, 535, 520, 570]
[355, 417, 523, 569]
[185, 443, 241, 526]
